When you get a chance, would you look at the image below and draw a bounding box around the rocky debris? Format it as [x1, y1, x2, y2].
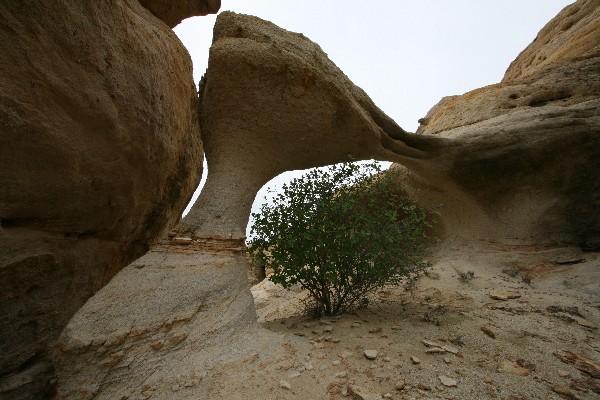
[552, 385, 581, 400]
[0, 1, 204, 397]
[394, 380, 406, 390]
[418, 382, 432, 391]
[410, 356, 421, 365]
[279, 380, 292, 390]
[555, 351, 600, 378]
[421, 339, 459, 354]
[497, 359, 531, 376]
[480, 325, 497, 338]
[348, 384, 383, 400]
[364, 350, 378, 360]
[438, 375, 457, 387]
[138, 0, 220, 27]
[489, 291, 521, 301]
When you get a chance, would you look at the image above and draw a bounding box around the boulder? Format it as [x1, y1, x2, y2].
[0, 1, 204, 398]
[391, 0, 600, 247]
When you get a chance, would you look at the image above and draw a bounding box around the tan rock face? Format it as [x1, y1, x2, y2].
[180, 11, 445, 239]
[0, 1, 202, 398]
[139, 0, 221, 28]
[395, 0, 600, 246]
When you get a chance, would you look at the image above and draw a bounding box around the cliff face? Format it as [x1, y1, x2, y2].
[394, 0, 600, 247]
[0, 1, 212, 398]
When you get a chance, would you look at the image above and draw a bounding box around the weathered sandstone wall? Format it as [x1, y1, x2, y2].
[0, 1, 214, 398]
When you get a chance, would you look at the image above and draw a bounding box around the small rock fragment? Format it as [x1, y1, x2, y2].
[442, 344, 460, 355]
[334, 371, 347, 378]
[552, 385, 579, 399]
[418, 382, 432, 391]
[410, 356, 421, 364]
[279, 380, 292, 390]
[489, 291, 521, 301]
[438, 375, 457, 387]
[426, 348, 446, 354]
[368, 327, 382, 333]
[332, 360, 341, 366]
[558, 369, 570, 377]
[481, 325, 496, 339]
[497, 359, 531, 376]
[323, 326, 334, 333]
[364, 349, 378, 360]
[382, 393, 393, 399]
[383, 356, 391, 362]
[172, 237, 192, 245]
[422, 339, 444, 348]
[394, 380, 406, 390]
[287, 370, 301, 379]
[483, 376, 494, 384]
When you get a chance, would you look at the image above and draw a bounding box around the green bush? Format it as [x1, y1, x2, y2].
[248, 160, 431, 317]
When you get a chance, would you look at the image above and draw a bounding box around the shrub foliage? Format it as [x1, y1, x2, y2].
[248, 161, 430, 316]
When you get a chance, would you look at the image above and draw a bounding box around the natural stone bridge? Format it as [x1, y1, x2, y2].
[1, 1, 598, 398]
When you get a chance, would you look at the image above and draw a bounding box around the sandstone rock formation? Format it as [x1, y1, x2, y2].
[139, 0, 221, 27]
[53, 11, 442, 399]
[0, 1, 216, 398]
[179, 11, 446, 239]
[53, 1, 599, 399]
[391, 0, 600, 247]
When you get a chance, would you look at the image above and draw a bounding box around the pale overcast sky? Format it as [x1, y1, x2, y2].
[174, 1, 573, 234]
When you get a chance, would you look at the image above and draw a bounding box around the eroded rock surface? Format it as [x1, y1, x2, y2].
[180, 11, 445, 239]
[53, 11, 438, 399]
[393, 0, 600, 246]
[0, 1, 203, 398]
[139, 0, 221, 27]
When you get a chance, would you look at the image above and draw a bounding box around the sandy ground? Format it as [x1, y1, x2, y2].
[243, 240, 600, 400]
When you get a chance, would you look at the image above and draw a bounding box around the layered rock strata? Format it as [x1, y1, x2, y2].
[0, 1, 215, 398]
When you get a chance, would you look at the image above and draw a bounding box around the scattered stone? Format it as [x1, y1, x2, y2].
[364, 350, 378, 360]
[558, 370, 570, 377]
[422, 339, 444, 348]
[172, 237, 192, 245]
[303, 362, 314, 371]
[497, 359, 531, 376]
[418, 382, 432, 391]
[347, 384, 383, 400]
[489, 291, 521, 301]
[351, 322, 362, 328]
[334, 371, 348, 378]
[410, 356, 421, 365]
[323, 326, 334, 333]
[426, 348, 446, 354]
[552, 385, 580, 399]
[332, 338, 341, 343]
[391, 325, 402, 330]
[287, 370, 301, 379]
[383, 357, 391, 362]
[382, 393, 393, 399]
[442, 344, 460, 355]
[443, 357, 452, 364]
[394, 380, 406, 390]
[369, 327, 382, 333]
[481, 325, 496, 339]
[279, 380, 291, 390]
[438, 375, 457, 387]
[332, 360, 341, 366]
[483, 376, 494, 384]
[516, 358, 536, 372]
[554, 351, 600, 378]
